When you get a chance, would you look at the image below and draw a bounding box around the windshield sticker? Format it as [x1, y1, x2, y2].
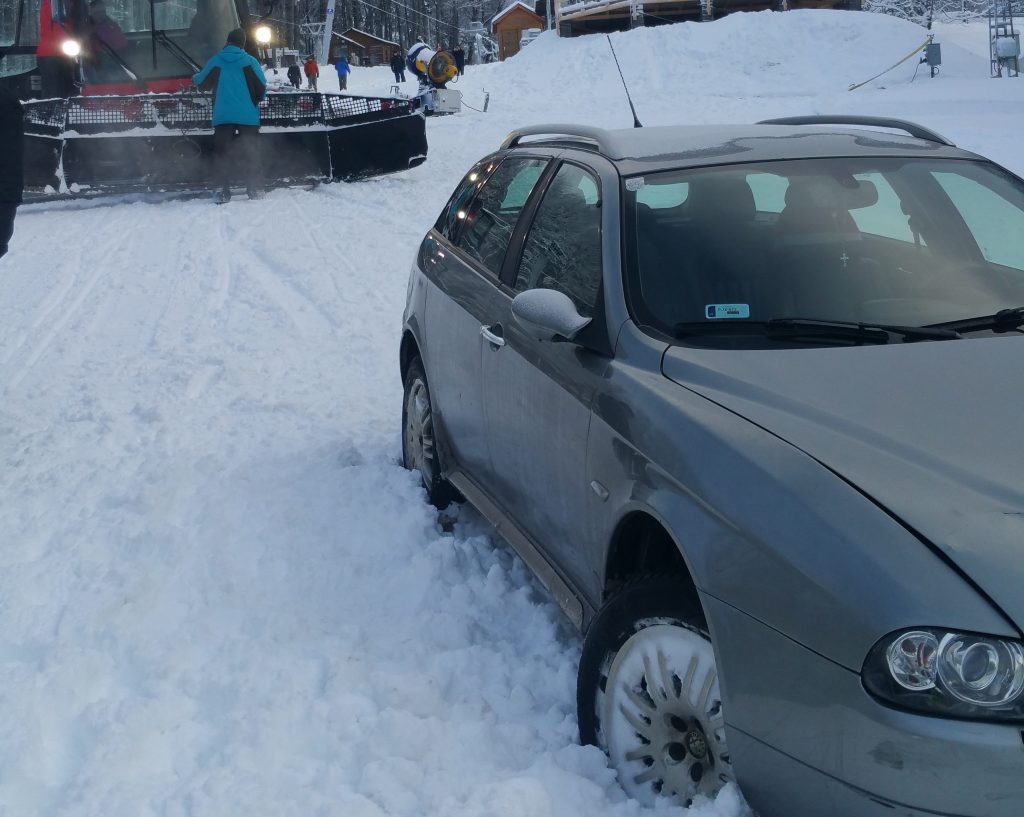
[706, 304, 750, 320]
[625, 177, 645, 192]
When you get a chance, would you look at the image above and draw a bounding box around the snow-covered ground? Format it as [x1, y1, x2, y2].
[2, 12, 1022, 817]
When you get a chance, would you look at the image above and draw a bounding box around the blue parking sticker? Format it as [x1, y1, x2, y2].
[706, 304, 750, 319]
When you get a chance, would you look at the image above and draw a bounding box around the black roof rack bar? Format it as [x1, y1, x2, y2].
[501, 124, 613, 152]
[758, 115, 956, 147]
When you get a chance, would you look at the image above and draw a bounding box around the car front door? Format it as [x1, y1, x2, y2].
[422, 154, 551, 483]
[480, 160, 612, 594]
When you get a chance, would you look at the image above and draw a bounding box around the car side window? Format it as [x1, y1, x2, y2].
[513, 163, 602, 317]
[434, 158, 493, 240]
[455, 158, 548, 276]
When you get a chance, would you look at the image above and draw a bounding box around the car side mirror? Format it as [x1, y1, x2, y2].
[511, 288, 592, 343]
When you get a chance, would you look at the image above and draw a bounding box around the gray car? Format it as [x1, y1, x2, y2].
[399, 117, 1024, 817]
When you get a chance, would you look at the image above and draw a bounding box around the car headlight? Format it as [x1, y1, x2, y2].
[61, 39, 82, 57]
[864, 628, 1024, 722]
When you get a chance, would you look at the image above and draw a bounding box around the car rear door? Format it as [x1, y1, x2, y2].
[479, 158, 613, 595]
[422, 154, 553, 484]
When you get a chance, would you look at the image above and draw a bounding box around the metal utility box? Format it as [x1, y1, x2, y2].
[924, 42, 942, 67]
[430, 89, 463, 115]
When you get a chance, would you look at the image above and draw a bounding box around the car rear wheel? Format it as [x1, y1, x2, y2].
[402, 358, 457, 508]
[578, 577, 736, 807]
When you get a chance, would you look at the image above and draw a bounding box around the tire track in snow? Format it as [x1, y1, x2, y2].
[283, 191, 355, 309]
[4, 214, 142, 390]
[233, 242, 338, 338]
[0, 263, 82, 367]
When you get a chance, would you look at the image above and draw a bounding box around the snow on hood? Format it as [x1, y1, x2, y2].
[662, 336, 1024, 631]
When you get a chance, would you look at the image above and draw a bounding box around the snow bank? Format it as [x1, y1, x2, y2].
[2, 9, 1023, 817]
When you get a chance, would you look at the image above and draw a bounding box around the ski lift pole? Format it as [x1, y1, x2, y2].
[320, 0, 335, 65]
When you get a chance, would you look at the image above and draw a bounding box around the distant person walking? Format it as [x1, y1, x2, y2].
[452, 43, 465, 76]
[286, 62, 301, 89]
[303, 55, 319, 91]
[0, 84, 23, 258]
[390, 50, 405, 83]
[334, 55, 350, 90]
[193, 28, 267, 203]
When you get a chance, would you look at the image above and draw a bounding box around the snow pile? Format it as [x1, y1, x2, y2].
[3, 10, 1024, 817]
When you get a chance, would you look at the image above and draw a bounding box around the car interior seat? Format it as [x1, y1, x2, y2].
[772, 177, 876, 319]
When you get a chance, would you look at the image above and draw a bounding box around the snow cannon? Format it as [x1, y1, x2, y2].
[406, 42, 461, 116]
[406, 43, 458, 88]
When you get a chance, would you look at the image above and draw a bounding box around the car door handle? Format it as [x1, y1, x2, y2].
[480, 324, 505, 348]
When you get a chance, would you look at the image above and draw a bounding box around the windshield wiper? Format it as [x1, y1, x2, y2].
[673, 317, 960, 344]
[926, 306, 1024, 334]
[153, 30, 202, 73]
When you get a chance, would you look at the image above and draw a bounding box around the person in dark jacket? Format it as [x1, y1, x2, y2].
[452, 43, 465, 76]
[193, 28, 267, 203]
[286, 62, 301, 89]
[0, 84, 24, 259]
[389, 50, 405, 83]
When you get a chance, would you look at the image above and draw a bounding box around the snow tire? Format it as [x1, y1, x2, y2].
[402, 357, 458, 509]
[578, 575, 736, 807]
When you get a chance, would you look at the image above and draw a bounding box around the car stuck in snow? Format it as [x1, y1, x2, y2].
[400, 117, 1024, 817]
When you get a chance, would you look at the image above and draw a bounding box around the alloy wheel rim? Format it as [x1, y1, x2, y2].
[600, 623, 734, 806]
[404, 378, 436, 487]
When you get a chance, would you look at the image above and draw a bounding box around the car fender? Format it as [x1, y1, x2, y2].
[587, 341, 1013, 674]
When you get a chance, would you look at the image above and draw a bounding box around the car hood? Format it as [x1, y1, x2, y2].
[662, 336, 1024, 632]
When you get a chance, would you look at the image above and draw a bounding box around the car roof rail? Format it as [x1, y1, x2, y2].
[757, 115, 956, 147]
[501, 124, 613, 152]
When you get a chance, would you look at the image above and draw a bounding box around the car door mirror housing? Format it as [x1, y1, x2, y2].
[511, 288, 592, 343]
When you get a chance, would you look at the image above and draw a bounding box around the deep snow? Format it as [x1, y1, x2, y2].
[2, 11, 1023, 817]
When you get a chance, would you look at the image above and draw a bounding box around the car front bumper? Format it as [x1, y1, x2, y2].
[703, 594, 1024, 817]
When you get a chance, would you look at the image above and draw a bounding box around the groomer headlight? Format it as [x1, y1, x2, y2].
[61, 39, 82, 57]
[254, 25, 272, 44]
[864, 628, 1024, 722]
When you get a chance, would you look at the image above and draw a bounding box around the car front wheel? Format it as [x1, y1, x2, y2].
[402, 357, 457, 508]
[578, 577, 736, 807]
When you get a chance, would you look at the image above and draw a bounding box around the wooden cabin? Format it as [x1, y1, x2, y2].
[334, 28, 402, 67]
[555, 0, 861, 37]
[491, 2, 546, 60]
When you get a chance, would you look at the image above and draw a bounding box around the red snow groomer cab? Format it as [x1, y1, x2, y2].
[13, 0, 426, 196]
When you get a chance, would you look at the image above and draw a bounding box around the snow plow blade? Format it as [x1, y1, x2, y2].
[23, 92, 427, 195]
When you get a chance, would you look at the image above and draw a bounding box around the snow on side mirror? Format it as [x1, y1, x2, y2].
[511, 288, 591, 343]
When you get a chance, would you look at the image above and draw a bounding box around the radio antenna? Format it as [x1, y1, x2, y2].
[607, 35, 642, 128]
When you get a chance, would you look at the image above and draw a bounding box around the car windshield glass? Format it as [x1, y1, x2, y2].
[626, 157, 1024, 342]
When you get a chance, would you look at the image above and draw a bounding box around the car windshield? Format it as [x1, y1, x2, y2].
[626, 157, 1024, 340]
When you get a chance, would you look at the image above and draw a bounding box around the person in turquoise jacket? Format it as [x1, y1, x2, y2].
[193, 28, 268, 202]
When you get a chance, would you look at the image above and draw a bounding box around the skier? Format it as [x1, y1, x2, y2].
[0, 84, 23, 258]
[193, 28, 267, 203]
[334, 54, 350, 91]
[452, 43, 465, 76]
[286, 62, 301, 89]
[389, 50, 405, 83]
[303, 55, 319, 91]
